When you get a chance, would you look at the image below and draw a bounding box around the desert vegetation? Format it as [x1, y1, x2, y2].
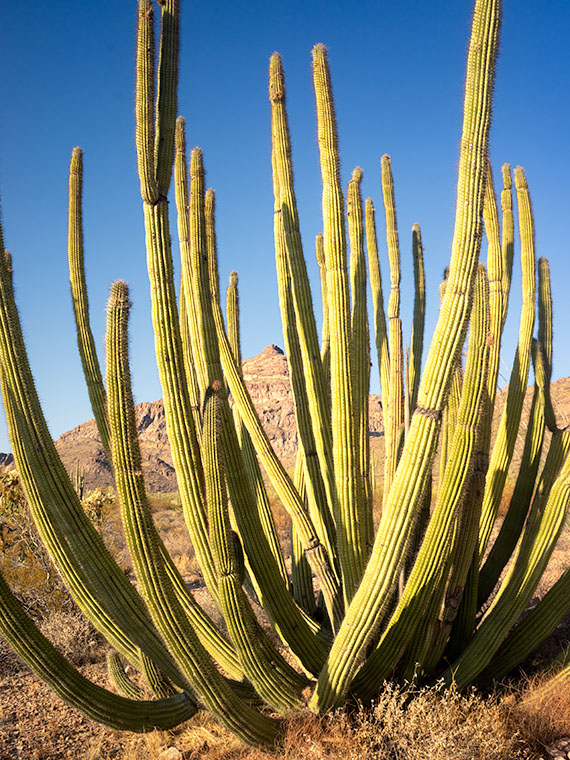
[1, 0, 570, 757]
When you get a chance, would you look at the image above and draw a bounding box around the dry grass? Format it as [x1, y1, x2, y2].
[80, 683, 549, 760]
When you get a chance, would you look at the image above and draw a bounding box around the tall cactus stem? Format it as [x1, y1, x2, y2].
[310, 0, 500, 711]
[67, 147, 111, 459]
[312, 43, 365, 602]
[381, 155, 405, 503]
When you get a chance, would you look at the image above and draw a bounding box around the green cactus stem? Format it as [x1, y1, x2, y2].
[105, 279, 278, 745]
[477, 166, 537, 558]
[352, 263, 490, 699]
[312, 42, 365, 603]
[310, 0, 500, 711]
[0, 569, 196, 731]
[408, 224, 425, 417]
[67, 147, 111, 459]
[347, 167, 372, 552]
[381, 154, 405, 504]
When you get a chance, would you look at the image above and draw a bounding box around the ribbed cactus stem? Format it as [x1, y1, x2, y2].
[0, 569, 196, 731]
[538, 258, 557, 432]
[226, 271, 289, 586]
[408, 223, 425, 417]
[352, 263, 490, 698]
[365, 197, 390, 474]
[106, 280, 278, 745]
[312, 42, 364, 602]
[348, 167, 372, 550]
[500, 163, 515, 329]
[381, 154, 404, 504]
[135, 0, 158, 204]
[67, 147, 111, 459]
[443, 424, 570, 689]
[204, 382, 306, 713]
[477, 339, 546, 604]
[310, 0, 500, 711]
[107, 651, 146, 700]
[315, 234, 330, 377]
[269, 51, 338, 589]
[154, 0, 179, 196]
[478, 166, 537, 557]
[175, 115, 209, 407]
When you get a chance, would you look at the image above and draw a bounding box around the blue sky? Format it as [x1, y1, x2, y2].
[0, 1, 568, 453]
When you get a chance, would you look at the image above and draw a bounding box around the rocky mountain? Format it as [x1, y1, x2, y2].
[49, 344, 383, 492]
[2, 345, 569, 493]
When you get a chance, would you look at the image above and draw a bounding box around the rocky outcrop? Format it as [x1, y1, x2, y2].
[2, 344, 568, 493]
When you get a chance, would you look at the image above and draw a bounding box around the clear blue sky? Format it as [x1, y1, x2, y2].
[0, 1, 568, 453]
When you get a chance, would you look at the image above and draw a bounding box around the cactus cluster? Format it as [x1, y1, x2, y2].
[1, 0, 569, 748]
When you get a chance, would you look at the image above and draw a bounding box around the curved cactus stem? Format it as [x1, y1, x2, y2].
[225, 271, 289, 586]
[480, 531, 570, 683]
[107, 651, 147, 700]
[478, 166, 537, 558]
[210, 274, 342, 627]
[0, 247, 190, 688]
[106, 280, 278, 746]
[0, 569, 196, 731]
[204, 382, 306, 712]
[348, 167, 372, 554]
[477, 340, 546, 605]
[381, 155, 405, 505]
[442, 429, 570, 690]
[312, 43, 365, 603]
[309, 0, 500, 712]
[67, 147, 111, 459]
[351, 264, 490, 700]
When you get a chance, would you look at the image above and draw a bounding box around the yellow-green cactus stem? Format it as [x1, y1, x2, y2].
[477, 340, 546, 604]
[106, 280, 278, 745]
[347, 167, 372, 551]
[0, 569, 196, 731]
[135, 0, 158, 204]
[443, 428, 570, 690]
[186, 148, 323, 669]
[312, 42, 365, 602]
[203, 381, 306, 713]
[537, 258, 557, 432]
[381, 154, 405, 504]
[500, 163, 515, 329]
[352, 264, 490, 699]
[107, 651, 146, 700]
[478, 166, 537, 557]
[174, 116, 208, 427]
[269, 52, 338, 578]
[310, 0, 500, 711]
[226, 270, 289, 585]
[67, 147, 111, 459]
[315, 233, 330, 380]
[154, 0, 179, 197]
[366, 198, 390, 427]
[137, 15, 219, 605]
[408, 223, 425, 417]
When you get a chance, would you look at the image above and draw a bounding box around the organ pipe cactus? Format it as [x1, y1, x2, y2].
[1, 0, 569, 749]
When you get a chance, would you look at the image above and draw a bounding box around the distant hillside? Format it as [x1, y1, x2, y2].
[1, 345, 569, 493]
